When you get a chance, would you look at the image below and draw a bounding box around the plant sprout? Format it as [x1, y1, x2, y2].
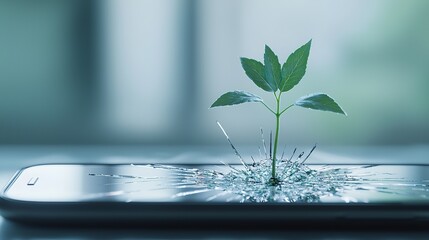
[210, 40, 346, 185]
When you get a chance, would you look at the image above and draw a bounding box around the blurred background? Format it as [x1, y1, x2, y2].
[0, 0, 428, 146]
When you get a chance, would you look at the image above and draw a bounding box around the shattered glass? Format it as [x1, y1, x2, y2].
[89, 123, 429, 203]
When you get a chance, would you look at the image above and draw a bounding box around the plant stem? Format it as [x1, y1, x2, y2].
[280, 104, 294, 115]
[270, 93, 281, 185]
[261, 102, 276, 115]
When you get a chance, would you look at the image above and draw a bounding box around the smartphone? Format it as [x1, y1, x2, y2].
[1, 163, 429, 228]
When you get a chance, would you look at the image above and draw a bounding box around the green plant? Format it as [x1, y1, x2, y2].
[210, 40, 346, 185]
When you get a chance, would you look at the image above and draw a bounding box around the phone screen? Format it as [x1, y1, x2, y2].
[4, 164, 429, 204]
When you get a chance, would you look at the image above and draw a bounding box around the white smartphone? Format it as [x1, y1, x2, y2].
[1, 163, 429, 228]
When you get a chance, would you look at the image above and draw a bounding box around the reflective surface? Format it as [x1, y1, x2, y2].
[5, 164, 429, 203]
[1, 145, 429, 239]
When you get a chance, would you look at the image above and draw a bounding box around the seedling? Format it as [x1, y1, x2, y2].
[210, 40, 346, 185]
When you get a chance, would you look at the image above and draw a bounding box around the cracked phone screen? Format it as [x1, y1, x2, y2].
[87, 163, 429, 203]
[6, 127, 429, 203]
[7, 163, 429, 203]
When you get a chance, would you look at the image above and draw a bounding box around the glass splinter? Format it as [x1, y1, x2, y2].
[260, 128, 268, 160]
[301, 144, 317, 164]
[269, 131, 272, 160]
[216, 122, 249, 170]
[280, 144, 287, 161]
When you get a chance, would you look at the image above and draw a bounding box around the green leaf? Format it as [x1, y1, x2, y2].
[240, 58, 274, 92]
[263, 45, 281, 91]
[280, 40, 312, 92]
[294, 93, 347, 115]
[210, 91, 263, 108]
